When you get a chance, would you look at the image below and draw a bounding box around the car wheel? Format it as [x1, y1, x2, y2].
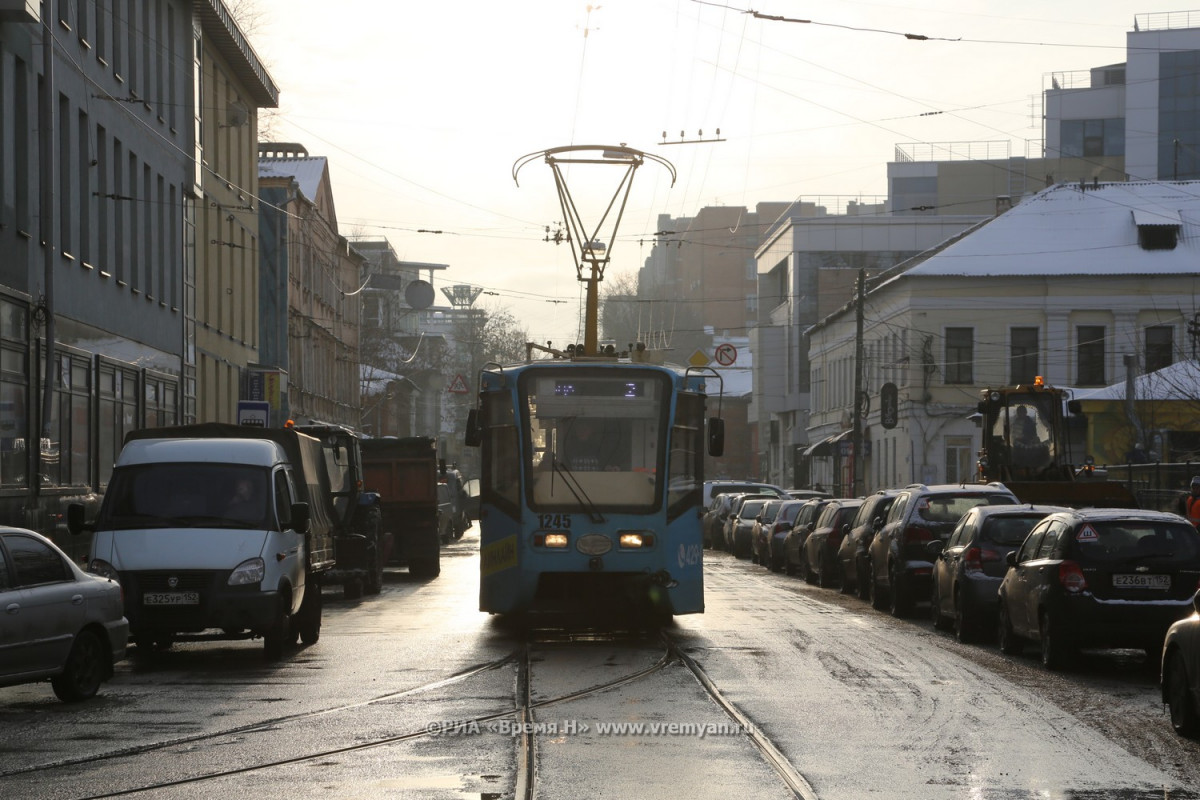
[930, 583, 951, 631]
[803, 551, 816, 585]
[857, 561, 872, 601]
[998, 601, 1022, 655]
[953, 592, 976, 644]
[888, 563, 912, 618]
[1039, 611, 1072, 671]
[263, 598, 292, 662]
[839, 565, 854, 594]
[870, 564, 888, 611]
[51, 629, 108, 702]
[1165, 649, 1200, 738]
[297, 582, 323, 645]
[784, 557, 796, 576]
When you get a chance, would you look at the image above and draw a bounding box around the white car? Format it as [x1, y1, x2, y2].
[0, 528, 128, 702]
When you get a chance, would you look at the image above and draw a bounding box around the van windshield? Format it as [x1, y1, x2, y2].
[98, 464, 274, 531]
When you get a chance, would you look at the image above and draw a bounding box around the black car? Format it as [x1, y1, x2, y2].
[928, 504, 1065, 642]
[783, 497, 835, 577]
[766, 500, 807, 573]
[837, 490, 901, 598]
[868, 483, 1019, 617]
[1162, 590, 1200, 738]
[997, 508, 1200, 670]
[803, 498, 864, 588]
[727, 496, 772, 559]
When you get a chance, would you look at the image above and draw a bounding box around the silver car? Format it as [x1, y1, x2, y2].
[0, 527, 128, 702]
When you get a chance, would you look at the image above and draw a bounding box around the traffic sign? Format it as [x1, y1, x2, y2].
[447, 374, 470, 394]
[688, 349, 711, 367]
[237, 400, 271, 427]
[880, 382, 898, 429]
[714, 343, 737, 366]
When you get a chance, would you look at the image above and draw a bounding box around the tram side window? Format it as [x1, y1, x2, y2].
[667, 392, 704, 520]
[482, 393, 520, 514]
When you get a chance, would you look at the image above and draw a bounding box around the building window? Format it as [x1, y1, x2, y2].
[1146, 325, 1174, 373]
[945, 436, 974, 484]
[0, 299, 30, 488]
[1060, 118, 1124, 158]
[1076, 325, 1106, 386]
[1010, 328, 1039, 385]
[944, 327, 973, 384]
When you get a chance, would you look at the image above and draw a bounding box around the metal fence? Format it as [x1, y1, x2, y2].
[1094, 462, 1200, 513]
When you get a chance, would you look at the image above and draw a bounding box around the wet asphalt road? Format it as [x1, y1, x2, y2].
[2, 528, 1199, 800]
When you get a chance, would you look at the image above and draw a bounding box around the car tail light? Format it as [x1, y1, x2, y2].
[903, 525, 934, 545]
[1058, 560, 1087, 593]
[963, 547, 1002, 575]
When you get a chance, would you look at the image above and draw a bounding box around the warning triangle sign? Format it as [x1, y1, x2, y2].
[447, 374, 470, 394]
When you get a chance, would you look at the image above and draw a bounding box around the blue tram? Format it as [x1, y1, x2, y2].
[465, 355, 723, 620]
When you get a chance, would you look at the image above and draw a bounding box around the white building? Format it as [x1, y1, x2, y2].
[803, 181, 1200, 496]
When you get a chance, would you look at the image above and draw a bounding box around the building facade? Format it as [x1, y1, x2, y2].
[803, 182, 1200, 496]
[0, 0, 267, 540]
[258, 144, 362, 429]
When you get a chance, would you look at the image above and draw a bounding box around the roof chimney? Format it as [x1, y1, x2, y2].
[995, 196, 1013, 215]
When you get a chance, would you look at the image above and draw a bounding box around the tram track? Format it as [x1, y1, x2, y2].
[24, 622, 818, 800]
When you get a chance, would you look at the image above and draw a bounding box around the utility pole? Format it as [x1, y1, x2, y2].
[851, 268, 865, 496]
[37, 0, 58, 509]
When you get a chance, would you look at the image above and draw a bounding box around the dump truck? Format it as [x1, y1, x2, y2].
[361, 436, 441, 578]
[976, 378, 1137, 508]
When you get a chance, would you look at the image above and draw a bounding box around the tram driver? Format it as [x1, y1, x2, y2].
[560, 418, 624, 472]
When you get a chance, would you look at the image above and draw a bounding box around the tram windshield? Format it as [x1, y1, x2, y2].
[523, 371, 668, 512]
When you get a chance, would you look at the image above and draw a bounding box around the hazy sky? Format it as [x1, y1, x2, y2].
[248, 1, 1176, 345]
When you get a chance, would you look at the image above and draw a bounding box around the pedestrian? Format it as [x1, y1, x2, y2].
[1185, 477, 1200, 527]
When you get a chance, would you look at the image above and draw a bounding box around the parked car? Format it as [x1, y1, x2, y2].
[0, 528, 128, 702]
[837, 489, 901, 598]
[783, 497, 835, 577]
[703, 493, 738, 550]
[868, 483, 1019, 617]
[786, 488, 832, 501]
[750, 499, 787, 566]
[803, 498, 864, 588]
[928, 504, 1064, 642]
[997, 507, 1200, 670]
[719, 493, 776, 553]
[767, 500, 808, 573]
[702, 480, 786, 509]
[727, 496, 772, 559]
[1162, 590, 1200, 738]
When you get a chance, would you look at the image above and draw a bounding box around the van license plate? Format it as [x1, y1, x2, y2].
[1113, 574, 1170, 590]
[144, 592, 200, 605]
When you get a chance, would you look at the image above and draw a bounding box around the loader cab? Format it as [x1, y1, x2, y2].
[977, 378, 1076, 483]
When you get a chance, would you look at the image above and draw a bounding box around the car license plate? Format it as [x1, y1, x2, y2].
[143, 592, 200, 605]
[1112, 574, 1171, 590]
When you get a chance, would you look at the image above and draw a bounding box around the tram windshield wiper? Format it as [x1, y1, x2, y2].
[550, 454, 606, 523]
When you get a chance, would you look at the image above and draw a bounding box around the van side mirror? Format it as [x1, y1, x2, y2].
[708, 417, 725, 457]
[465, 408, 481, 447]
[289, 502, 311, 535]
[66, 503, 92, 535]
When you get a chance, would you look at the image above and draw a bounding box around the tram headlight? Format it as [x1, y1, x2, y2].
[619, 532, 655, 549]
[535, 533, 570, 548]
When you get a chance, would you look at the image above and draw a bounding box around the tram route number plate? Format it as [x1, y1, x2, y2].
[143, 592, 200, 605]
[1112, 574, 1170, 590]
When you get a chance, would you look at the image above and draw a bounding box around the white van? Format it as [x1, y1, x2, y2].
[71, 427, 333, 660]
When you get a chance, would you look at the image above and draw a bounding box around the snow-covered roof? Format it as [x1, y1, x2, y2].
[259, 156, 327, 203]
[1073, 359, 1200, 402]
[896, 181, 1200, 279]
